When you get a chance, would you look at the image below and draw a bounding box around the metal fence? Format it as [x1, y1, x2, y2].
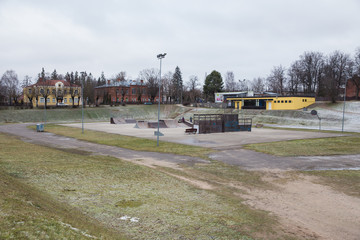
[193, 114, 252, 134]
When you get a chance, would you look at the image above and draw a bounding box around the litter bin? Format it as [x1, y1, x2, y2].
[36, 123, 44, 132]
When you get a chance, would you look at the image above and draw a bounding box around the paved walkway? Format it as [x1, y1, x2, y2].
[0, 124, 209, 167]
[1, 123, 360, 171]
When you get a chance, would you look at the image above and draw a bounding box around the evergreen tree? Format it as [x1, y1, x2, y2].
[172, 66, 183, 103]
[51, 69, 58, 80]
[100, 71, 106, 85]
[203, 70, 224, 102]
[65, 72, 71, 83]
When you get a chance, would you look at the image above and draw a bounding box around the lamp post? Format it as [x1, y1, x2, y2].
[80, 72, 85, 134]
[156, 53, 166, 146]
[341, 79, 349, 132]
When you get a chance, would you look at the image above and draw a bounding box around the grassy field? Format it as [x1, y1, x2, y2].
[0, 105, 189, 124]
[30, 124, 216, 159]
[0, 132, 293, 240]
[244, 135, 360, 156]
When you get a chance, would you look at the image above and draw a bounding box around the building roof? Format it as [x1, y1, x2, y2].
[95, 79, 145, 89]
[27, 79, 80, 88]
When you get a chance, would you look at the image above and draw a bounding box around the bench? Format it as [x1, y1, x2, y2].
[185, 128, 197, 134]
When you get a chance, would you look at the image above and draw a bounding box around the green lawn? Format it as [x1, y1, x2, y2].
[244, 135, 360, 156]
[31, 124, 216, 159]
[0, 132, 288, 239]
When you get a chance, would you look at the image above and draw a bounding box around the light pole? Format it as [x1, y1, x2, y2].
[80, 72, 85, 134]
[341, 79, 349, 132]
[156, 53, 166, 146]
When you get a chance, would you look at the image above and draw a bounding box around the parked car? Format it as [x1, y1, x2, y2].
[57, 102, 68, 107]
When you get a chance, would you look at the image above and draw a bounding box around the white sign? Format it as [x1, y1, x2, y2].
[215, 93, 224, 103]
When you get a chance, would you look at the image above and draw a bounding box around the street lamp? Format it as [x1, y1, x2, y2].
[80, 71, 85, 134]
[156, 53, 166, 146]
[341, 78, 349, 132]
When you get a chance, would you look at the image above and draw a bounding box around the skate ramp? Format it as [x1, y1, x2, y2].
[164, 119, 178, 128]
[134, 121, 149, 128]
[111, 117, 136, 124]
[134, 120, 168, 128]
[110, 117, 125, 124]
[148, 120, 167, 128]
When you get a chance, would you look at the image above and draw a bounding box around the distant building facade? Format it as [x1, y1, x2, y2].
[23, 79, 82, 107]
[346, 76, 360, 100]
[94, 79, 161, 104]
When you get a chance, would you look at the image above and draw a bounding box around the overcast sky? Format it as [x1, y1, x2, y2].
[1, 0, 360, 86]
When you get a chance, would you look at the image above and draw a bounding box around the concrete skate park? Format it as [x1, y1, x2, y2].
[63, 118, 345, 149]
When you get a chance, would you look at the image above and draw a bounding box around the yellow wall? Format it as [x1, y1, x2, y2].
[270, 97, 315, 110]
[23, 86, 82, 107]
[229, 97, 315, 110]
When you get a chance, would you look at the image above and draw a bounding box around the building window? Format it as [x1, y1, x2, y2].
[52, 98, 55, 103]
[277, 100, 280, 103]
[132, 88, 136, 94]
[75, 90, 78, 95]
[75, 98, 78, 103]
[40, 97, 45, 103]
[305, 99, 307, 102]
[64, 98, 67, 103]
[47, 98, 50, 103]
[289, 100, 292, 103]
[285, 100, 288, 103]
[69, 98, 72, 103]
[64, 90, 67, 94]
[40, 89, 44, 94]
[52, 89, 55, 94]
[281, 100, 284, 103]
[28, 88, 32, 94]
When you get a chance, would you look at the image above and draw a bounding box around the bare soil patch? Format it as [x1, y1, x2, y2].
[242, 172, 360, 240]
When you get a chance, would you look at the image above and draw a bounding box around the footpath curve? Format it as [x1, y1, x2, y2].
[0, 123, 209, 168]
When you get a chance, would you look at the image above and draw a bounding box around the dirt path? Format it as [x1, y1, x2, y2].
[241, 172, 360, 240]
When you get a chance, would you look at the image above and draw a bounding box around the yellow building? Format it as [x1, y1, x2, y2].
[228, 96, 315, 110]
[23, 79, 82, 107]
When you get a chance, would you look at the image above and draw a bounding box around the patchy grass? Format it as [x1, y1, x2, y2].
[29, 124, 215, 159]
[0, 170, 124, 240]
[0, 133, 293, 239]
[244, 135, 360, 156]
[303, 170, 360, 198]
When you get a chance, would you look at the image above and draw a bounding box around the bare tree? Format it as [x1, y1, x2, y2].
[237, 79, 248, 91]
[287, 61, 303, 94]
[299, 52, 324, 93]
[186, 75, 201, 103]
[267, 65, 286, 94]
[161, 71, 173, 103]
[224, 71, 236, 91]
[1, 70, 20, 105]
[250, 77, 265, 93]
[351, 47, 360, 100]
[139, 68, 159, 102]
[115, 71, 126, 82]
[323, 51, 352, 102]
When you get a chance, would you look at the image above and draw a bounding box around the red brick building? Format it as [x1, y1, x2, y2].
[346, 76, 360, 100]
[94, 79, 161, 104]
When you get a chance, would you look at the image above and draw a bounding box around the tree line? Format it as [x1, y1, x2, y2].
[216, 48, 360, 102]
[0, 66, 202, 106]
[1, 47, 359, 106]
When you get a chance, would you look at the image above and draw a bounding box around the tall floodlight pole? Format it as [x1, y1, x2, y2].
[341, 79, 348, 132]
[156, 53, 166, 146]
[80, 72, 85, 134]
